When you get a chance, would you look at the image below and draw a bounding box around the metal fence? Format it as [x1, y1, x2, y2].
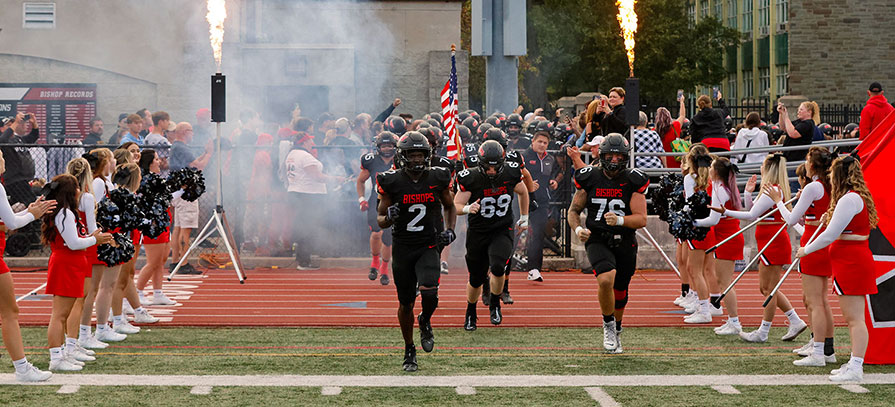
[642, 99, 864, 132]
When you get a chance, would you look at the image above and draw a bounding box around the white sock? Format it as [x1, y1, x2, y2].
[49, 347, 63, 361]
[758, 320, 772, 334]
[848, 355, 864, 370]
[154, 289, 164, 297]
[812, 341, 824, 357]
[699, 300, 710, 314]
[12, 357, 30, 374]
[728, 316, 740, 326]
[784, 309, 801, 324]
[65, 337, 78, 348]
[79, 325, 92, 339]
[112, 315, 125, 325]
[96, 324, 109, 333]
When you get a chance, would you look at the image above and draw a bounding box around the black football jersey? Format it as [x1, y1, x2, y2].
[573, 166, 649, 235]
[360, 153, 394, 199]
[456, 163, 523, 232]
[377, 168, 453, 245]
[508, 136, 532, 151]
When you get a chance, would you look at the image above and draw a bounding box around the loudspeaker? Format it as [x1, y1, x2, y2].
[625, 77, 640, 126]
[211, 74, 226, 123]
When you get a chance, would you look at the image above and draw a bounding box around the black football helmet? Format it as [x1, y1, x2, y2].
[429, 112, 443, 124]
[476, 122, 494, 141]
[534, 120, 554, 134]
[396, 131, 431, 173]
[482, 127, 508, 148]
[457, 125, 472, 144]
[818, 123, 833, 137]
[374, 131, 398, 158]
[485, 115, 504, 130]
[427, 118, 442, 130]
[462, 117, 480, 135]
[599, 133, 630, 172]
[385, 116, 407, 135]
[458, 111, 470, 123]
[469, 110, 482, 124]
[844, 123, 859, 138]
[505, 114, 524, 137]
[478, 140, 505, 180]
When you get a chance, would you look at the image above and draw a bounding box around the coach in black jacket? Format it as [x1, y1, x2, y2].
[522, 131, 559, 281]
[0, 113, 40, 205]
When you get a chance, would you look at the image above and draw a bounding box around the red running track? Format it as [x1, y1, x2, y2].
[10, 267, 845, 328]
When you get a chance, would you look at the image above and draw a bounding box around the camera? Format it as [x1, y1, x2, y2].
[23, 113, 32, 120]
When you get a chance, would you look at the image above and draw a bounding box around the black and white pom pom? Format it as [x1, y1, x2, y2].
[96, 189, 144, 232]
[687, 190, 712, 220]
[96, 232, 135, 266]
[167, 167, 206, 202]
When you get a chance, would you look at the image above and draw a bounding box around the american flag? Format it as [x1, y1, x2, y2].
[441, 49, 462, 160]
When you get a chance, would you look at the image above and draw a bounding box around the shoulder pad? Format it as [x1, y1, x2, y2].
[456, 167, 480, 192]
[376, 169, 398, 194]
[435, 156, 453, 169]
[626, 168, 650, 193]
[431, 167, 453, 189]
[505, 151, 525, 168]
[573, 166, 597, 190]
[504, 162, 523, 182]
[360, 153, 376, 169]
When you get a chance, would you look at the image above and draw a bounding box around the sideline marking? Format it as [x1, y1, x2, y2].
[455, 386, 476, 395]
[711, 385, 741, 394]
[321, 386, 342, 395]
[190, 385, 212, 395]
[1, 374, 893, 387]
[839, 384, 870, 393]
[57, 384, 80, 394]
[584, 387, 619, 407]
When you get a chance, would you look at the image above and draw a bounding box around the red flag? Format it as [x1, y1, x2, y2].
[856, 109, 895, 365]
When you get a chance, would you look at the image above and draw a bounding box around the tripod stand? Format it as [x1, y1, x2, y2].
[168, 120, 245, 283]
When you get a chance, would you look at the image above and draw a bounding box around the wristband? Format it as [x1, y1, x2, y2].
[575, 226, 584, 235]
[519, 214, 529, 223]
[358, 196, 366, 203]
[616, 215, 624, 226]
[461, 205, 472, 215]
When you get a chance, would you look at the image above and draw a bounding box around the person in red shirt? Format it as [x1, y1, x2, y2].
[858, 82, 895, 140]
[656, 96, 687, 168]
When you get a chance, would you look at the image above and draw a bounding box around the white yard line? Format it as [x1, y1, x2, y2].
[2, 374, 894, 387]
[584, 387, 620, 407]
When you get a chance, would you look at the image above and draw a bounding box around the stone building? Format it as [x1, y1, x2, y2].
[0, 0, 466, 139]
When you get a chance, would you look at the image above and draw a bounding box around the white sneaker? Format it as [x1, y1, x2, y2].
[66, 346, 95, 362]
[609, 330, 623, 354]
[64, 353, 84, 367]
[113, 321, 140, 334]
[123, 299, 135, 315]
[830, 363, 848, 375]
[829, 364, 863, 382]
[602, 321, 618, 352]
[739, 329, 768, 343]
[440, 261, 449, 275]
[673, 294, 687, 306]
[714, 321, 743, 335]
[95, 328, 127, 342]
[151, 292, 177, 306]
[134, 308, 160, 324]
[15, 364, 52, 382]
[139, 292, 152, 307]
[793, 354, 826, 367]
[677, 291, 697, 308]
[684, 311, 712, 324]
[78, 334, 109, 349]
[794, 339, 813, 356]
[781, 319, 808, 341]
[527, 269, 543, 282]
[683, 301, 701, 314]
[710, 305, 724, 316]
[49, 357, 82, 372]
[73, 341, 95, 357]
[826, 354, 837, 364]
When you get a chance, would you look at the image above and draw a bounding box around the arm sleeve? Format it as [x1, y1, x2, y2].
[695, 186, 724, 227]
[724, 192, 775, 220]
[683, 174, 695, 198]
[793, 223, 805, 235]
[778, 181, 823, 225]
[56, 209, 96, 250]
[717, 98, 730, 118]
[23, 128, 40, 143]
[743, 190, 753, 210]
[0, 182, 35, 229]
[0, 128, 12, 143]
[374, 104, 397, 123]
[804, 193, 863, 254]
[80, 193, 97, 234]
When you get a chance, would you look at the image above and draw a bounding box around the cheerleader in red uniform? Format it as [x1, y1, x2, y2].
[717, 153, 807, 343]
[797, 155, 878, 382]
[0, 151, 56, 381]
[41, 174, 113, 372]
[681, 144, 718, 324]
[696, 157, 745, 335]
[136, 150, 177, 306]
[767, 147, 837, 367]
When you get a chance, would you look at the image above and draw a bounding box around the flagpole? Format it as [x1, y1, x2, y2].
[450, 43, 466, 165]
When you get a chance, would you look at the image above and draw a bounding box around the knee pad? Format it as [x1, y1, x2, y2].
[381, 228, 393, 246]
[489, 260, 508, 277]
[420, 287, 439, 310]
[613, 288, 628, 310]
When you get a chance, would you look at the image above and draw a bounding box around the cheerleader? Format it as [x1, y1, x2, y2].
[0, 151, 56, 381]
[766, 147, 837, 366]
[696, 157, 745, 334]
[715, 153, 807, 343]
[79, 148, 127, 345]
[796, 155, 877, 382]
[681, 144, 719, 324]
[63, 158, 99, 363]
[673, 161, 694, 307]
[42, 174, 113, 371]
[136, 150, 177, 306]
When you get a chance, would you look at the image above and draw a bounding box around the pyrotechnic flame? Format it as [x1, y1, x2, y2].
[207, 0, 227, 72]
[616, 0, 637, 77]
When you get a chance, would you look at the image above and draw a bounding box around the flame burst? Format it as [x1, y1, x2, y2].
[616, 0, 637, 77]
[207, 0, 227, 72]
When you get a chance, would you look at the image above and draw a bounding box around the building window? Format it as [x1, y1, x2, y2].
[714, 0, 722, 19]
[728, 74, 738, 102]
[759, 0, 770, 31]
[743, 70, 754, 99]
[742, 0, 753, 33]
[776, 65, 788, 96]
[688, 2, 696, 25]
[727, 0, 737, 29]
[776, 0, 788, 24]
[700, 0, 709, 19]
[23, 2, 55, 29]
[759, 67, 771, 97]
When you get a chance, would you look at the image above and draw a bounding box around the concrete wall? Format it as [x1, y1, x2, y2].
[0, 0, 465, 135]
[789, 0, 895, 104]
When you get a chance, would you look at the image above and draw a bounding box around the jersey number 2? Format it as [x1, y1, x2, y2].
[407, 204, 426, 232]
[592, 198, 625, 221]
